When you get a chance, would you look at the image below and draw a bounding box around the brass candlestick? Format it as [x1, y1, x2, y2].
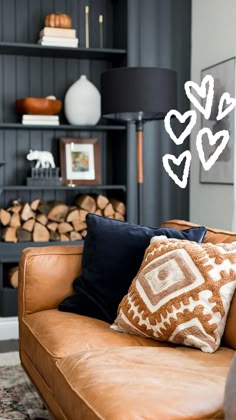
[85, 5, 90, 48]
[99, 15, 103, 48]
[69, 142, 75, 187]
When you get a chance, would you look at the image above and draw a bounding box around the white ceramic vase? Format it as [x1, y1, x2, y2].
[64, 75, 101, 125]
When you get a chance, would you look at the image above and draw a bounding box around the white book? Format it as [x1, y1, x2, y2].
[38, 39, 78, 48]
[22, 120, 60, 126]
[39, 27, 76, 38]
[23, 114, 59, 121]
[40, 36, 79, 44]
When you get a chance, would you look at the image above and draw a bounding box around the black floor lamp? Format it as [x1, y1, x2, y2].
[101, 67, 177, 224]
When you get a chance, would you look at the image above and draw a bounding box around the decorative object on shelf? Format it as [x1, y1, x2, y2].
[64, 75, 101, 125]
[21, 115, 60, 126]
[26, 151, 60, 189]
[27, 168, 61, 187]
[38, 27, 79, 48]
[101, 67, 177, 224]
[44, 13, 72, 29]
[85, 5, 90, 48]
[68, 141, 76, 187]
[39, 27, 76, 38]
[16, 96, 62, 115]
[99, 15, 103, 48]
[0, 161, 6, 168]
[38, 37, 78, 48]
[60, 137, 101, 185]
[26, 150, 56, 168]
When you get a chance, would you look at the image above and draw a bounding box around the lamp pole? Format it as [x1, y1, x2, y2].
[136, 118, 144, 225]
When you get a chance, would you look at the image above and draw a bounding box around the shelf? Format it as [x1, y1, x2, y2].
[0, 241, 83, 262]
[0, 287, 17, 317]
[0, 42, 127, 60]
[0, 123, 126, 131]
[0, 184, 126, 192]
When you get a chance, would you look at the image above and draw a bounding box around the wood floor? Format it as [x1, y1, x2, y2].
[0, 340, 19, 353]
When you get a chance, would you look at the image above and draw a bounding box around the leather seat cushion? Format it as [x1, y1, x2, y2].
[21, 309, 170, 389]
[54, 346, 234, 420]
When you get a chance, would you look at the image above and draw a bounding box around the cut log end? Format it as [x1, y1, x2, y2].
[21, 203, 35, 222]
[48, 203, 69, 222]
[17, 228, 32, 242]
[0, 209, 11, 226]
[2, 227, 17, 243]
[33, 222, 50, 242]
[8, 266, 19, 288]
[75, 195, 96, 213]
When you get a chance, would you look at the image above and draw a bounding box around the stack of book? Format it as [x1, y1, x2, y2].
[38, 27, 79, 48]
[22, 115, 60, 126]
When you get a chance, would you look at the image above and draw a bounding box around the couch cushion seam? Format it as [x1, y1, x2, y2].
[55, 361, 105, 420]
[21, 349, 68, 420]
[22, 317, 63, 359]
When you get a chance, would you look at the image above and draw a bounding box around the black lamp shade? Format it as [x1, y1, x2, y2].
[101, 67, 177, 121]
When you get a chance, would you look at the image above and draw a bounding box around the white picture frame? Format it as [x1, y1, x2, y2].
[60, 137, 101, 185]
[200, 57, 236, 184]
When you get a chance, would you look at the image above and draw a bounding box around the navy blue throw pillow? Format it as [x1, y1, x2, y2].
[59, 214, 206, 323]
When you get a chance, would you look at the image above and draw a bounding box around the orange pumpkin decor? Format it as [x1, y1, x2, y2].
[45, 13, 72, 29]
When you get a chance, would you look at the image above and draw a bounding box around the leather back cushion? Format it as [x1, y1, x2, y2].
[161, 219, 236, 350]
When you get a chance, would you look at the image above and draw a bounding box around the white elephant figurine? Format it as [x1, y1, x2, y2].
[26, 150, 55, 168]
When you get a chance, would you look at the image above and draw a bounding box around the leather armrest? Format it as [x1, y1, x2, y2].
[18, 245, 83, 317]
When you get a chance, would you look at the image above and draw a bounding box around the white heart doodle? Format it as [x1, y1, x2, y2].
[217, 92, 236, 121]
[196, 128, 230, 171]
[184, 75, 214, 120]
[164, 110, 197, 145]
[162, 150, 192, 189]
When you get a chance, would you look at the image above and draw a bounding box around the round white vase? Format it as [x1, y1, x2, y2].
[64, 75, 101, 125]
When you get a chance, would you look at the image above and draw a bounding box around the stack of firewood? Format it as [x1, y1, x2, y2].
[0, 194, 126, 243]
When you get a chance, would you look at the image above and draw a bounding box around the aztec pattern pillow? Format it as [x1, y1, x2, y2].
[111, 236, 236, 353]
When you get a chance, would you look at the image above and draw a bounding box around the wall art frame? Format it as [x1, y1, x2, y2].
[200, 57, 236, 184]
[60, 137, 101, 185]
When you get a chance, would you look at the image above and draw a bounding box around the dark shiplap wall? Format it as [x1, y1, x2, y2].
[126, 0, 191, 225]
[0, 0, 127, 206]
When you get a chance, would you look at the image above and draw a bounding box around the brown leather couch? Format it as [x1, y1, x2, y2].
[18, 219, 236, 420]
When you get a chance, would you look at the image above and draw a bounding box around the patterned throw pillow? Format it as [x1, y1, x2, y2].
[112, 236, 236, 353]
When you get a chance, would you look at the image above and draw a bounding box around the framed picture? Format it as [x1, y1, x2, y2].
[60, 137, 101, 185]
[200, 57, 236, 184]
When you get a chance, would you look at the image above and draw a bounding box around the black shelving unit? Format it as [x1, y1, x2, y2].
[0, 42, 127, 60]
[0, 241, 83, 263]
[0, 0, 128, 316]
[0, 240, 84, 317]
[0, 185, 126, 191]
[0, 123, 126, 131]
